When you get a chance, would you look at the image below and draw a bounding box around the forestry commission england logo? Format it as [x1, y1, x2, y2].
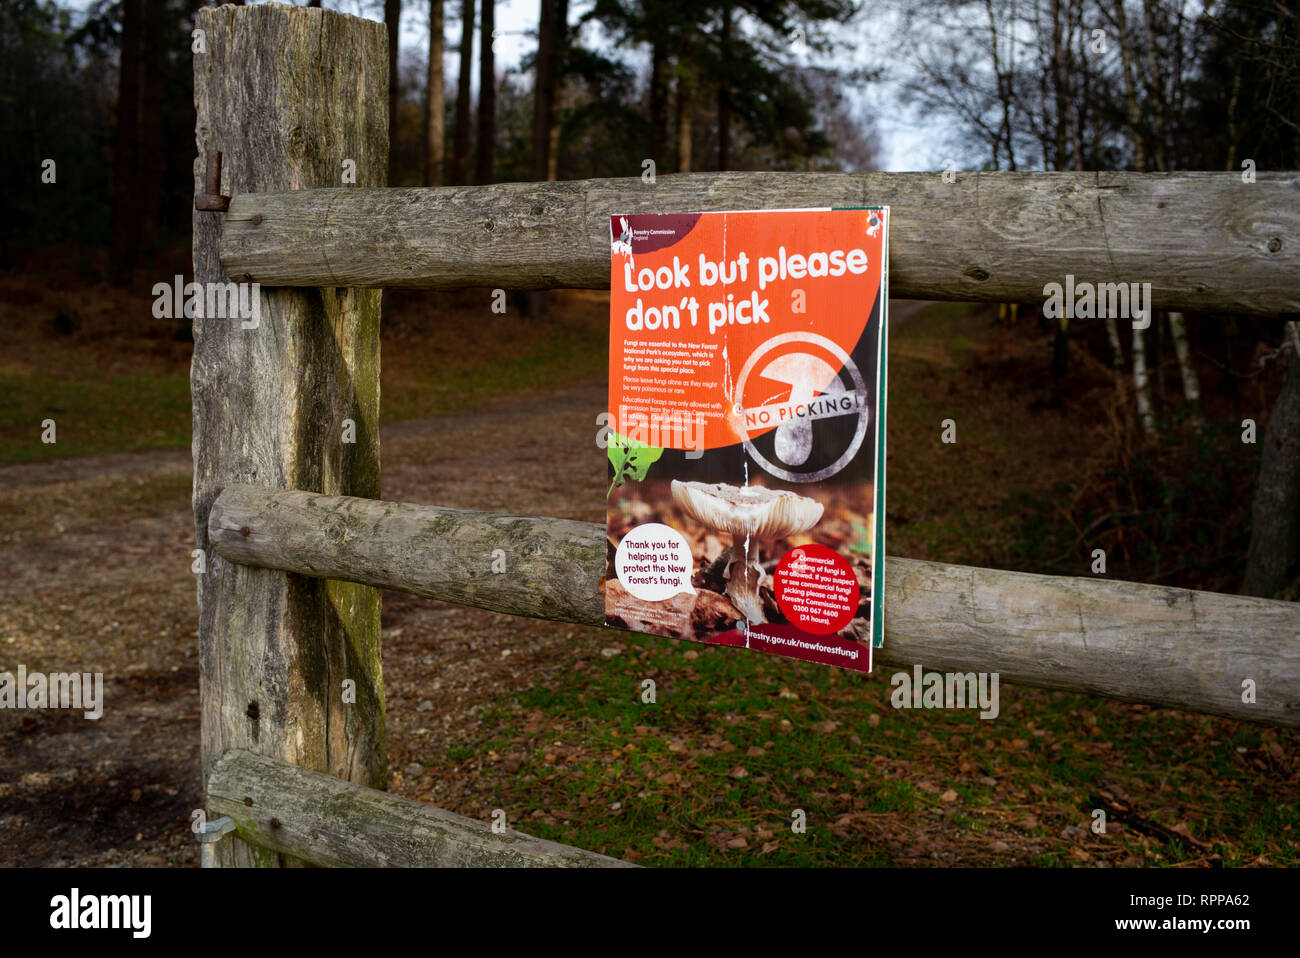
[734, 331, 869, 482]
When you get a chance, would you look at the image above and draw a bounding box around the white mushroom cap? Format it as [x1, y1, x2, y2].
[670, 480, 824, 539]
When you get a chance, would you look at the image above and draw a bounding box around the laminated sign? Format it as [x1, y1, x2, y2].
[605, 207, 888, 673]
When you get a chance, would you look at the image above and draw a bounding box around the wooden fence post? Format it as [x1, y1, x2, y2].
[192, 3, 389, 866]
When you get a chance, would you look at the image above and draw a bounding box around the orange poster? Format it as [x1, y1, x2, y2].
[604, 208, 888, 672]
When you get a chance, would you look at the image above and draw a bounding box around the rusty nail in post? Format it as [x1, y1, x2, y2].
[204, 152, 221, 195]
[195, 151, 231, 212]
[240, 526, 250, 537]
[251, 214, 263, 226]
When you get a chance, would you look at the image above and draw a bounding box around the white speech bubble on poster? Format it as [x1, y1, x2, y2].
[615, 522, 697, 602]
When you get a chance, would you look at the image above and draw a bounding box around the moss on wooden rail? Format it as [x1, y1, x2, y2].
[209, 484, 1300, 728]
[207, 749, 635, 867]
[219, 171, 1300, 317]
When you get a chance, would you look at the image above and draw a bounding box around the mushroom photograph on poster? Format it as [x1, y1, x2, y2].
[605, 208, 888, 673]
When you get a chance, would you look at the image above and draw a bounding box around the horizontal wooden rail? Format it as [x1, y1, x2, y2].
[208, 749, 634, 867]
[211, 484, 600, 624]
[209, 485, 1300, 727]
[219, 171, 1300, 317]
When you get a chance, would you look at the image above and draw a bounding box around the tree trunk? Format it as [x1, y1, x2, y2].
[1243, 325, 1300, 598]
[1167, 311, 1202, 425]
[425, 0, 445, 186]
[386, 0, 402, 185]
[1152, 309, 1168, 406]
[675, 55, 692, 173]
[109, 0, 141, 286]
[1049, 0, 1068, 170]
[1105, 316, 1125, 375]
[136, 0, 165, 257]
[716, 6, 731, 171]
[1224, 68, 1241, 170]
[453, 0, 474, 185]
[547, 128, 561, 179]
[1140, 0, 1168, 171]
[530, 0, 556, 182]
[1110, 0, 1147, 171]
[454, 0, 480, 185]
[546, 0, 568, 182]
[527, 0, 557, 319]
[1132, 323, 1157, 440]
[1032, 0, 1051, 167]
[1067, 0, 1085, 170]
[475, 0, 495, 184]
[986, 0, 1015, 169]
[649, 39, 668, 166]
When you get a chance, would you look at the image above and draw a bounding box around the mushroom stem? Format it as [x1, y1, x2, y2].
[669, 479, 824, 630]
[725, 536, 767, 625]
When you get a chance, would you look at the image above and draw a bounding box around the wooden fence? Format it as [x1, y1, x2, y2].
[192, 4, 1300, 868]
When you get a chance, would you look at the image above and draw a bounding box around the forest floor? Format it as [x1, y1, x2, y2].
[0, 261, 1295, 867]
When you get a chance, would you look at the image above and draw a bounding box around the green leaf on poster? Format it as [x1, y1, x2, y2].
[607, 431, 665, 498]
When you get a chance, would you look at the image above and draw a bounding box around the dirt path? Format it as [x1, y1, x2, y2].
[0, 299, 929, 491]
[0, 377, 613, 866]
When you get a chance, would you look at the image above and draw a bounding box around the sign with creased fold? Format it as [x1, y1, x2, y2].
[604, 207, 888, 672]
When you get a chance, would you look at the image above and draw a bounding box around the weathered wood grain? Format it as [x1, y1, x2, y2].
[210, 485, 599, 625]
[193, 3, 388, 866]
[208, 749, 635, 867]
[879, 560, 1300, 729]
[219, 171, 1300, 316]
[210, 485, 1300, 728]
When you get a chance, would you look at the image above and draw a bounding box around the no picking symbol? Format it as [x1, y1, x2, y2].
[762, 353, 843, 466]
[736, 332, 869, 482]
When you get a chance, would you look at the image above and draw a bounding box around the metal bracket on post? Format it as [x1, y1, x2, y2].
[195, 151, 230, 212]
[196, 815, 237, 868]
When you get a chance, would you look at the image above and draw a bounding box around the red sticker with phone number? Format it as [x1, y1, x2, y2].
[773, 544, 860, 635]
